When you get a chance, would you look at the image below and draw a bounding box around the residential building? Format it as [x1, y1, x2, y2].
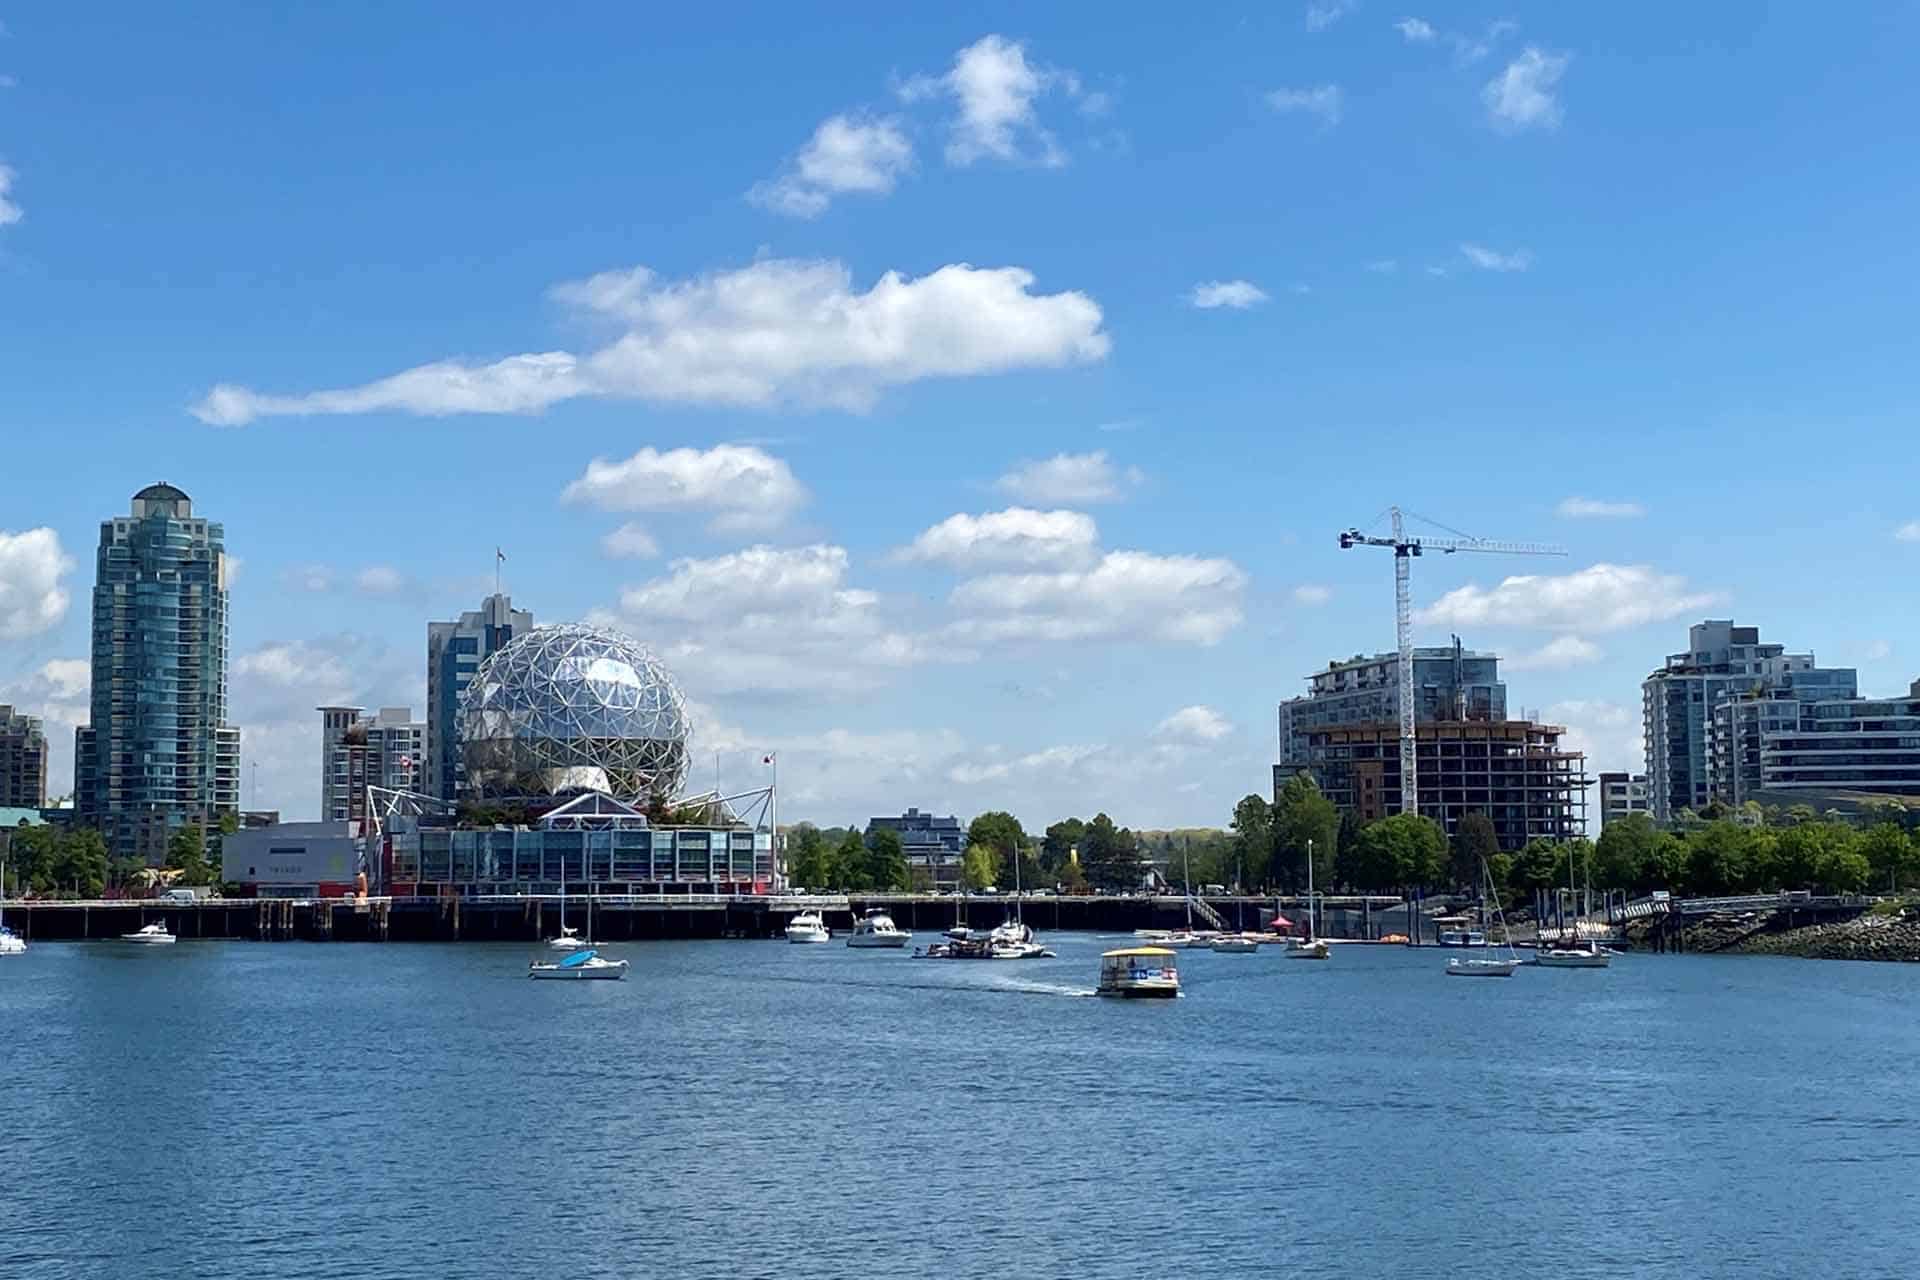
[866, 807, 966, 887]
[1642, 620, 1856, 822]
[73, 483, 241, 862]
[1596, 772, 1649, 827]
[319, 706, 428, 824]
[1278, 638, 1504, 771]
[0, 705, 48, 808]
[426, 593, 532, 804]
[1279, 719, 1588, 852]
[1751, 680, 1920, 800]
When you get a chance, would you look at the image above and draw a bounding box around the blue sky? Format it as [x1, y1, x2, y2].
[2, 3, 1918, 827]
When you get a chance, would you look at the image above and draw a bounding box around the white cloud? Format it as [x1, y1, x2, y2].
[1542, 699, 1643, 780]
[1189, 279, 1270, 310]
[897, 508, 1099, 570]
[353, 565, 407, 596]
[1460, 243, 1534, 272]
[0, 528, 73, 639]
[902, 35, 1075, 168]
[1364, 259, 1398, 274]
[1895, 521, 1920, 543]
[1291, 584, 1333, 606]
[0, 658, 89, 797]
[1483, 47, 1568, 132]
[611, 545, 959, 696]
[600, 522, 660, 560]
[1157, 705, 1233, 743]
[562, 444, 807, 533]
[1865, 639, 1892, 662]
[949, 550, 1247, 646]
[286, 565, 336, 593]
[1395, 17, 1436, 41]
[0, 164, 20, 227]
[1504, 635, 1605, 671]
[1306, 0, 1356, 31]
[1425, 265, 1450, 278]
[749, 114, 914, 217]
[1556, 497, 1644, 519]
[190, 258, 1109, 425]
[995, 450, 1141, 504]
[1416, 563, 1724, 634]
[1267, 84, 1343, 127]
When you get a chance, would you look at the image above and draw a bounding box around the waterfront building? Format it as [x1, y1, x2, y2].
[1747, 680, 1920, 801]
[221, 820, 361, 896]
[1642, 621, 1856, 822]
[1278, 639, 1505, 771]
[1596, 772, 1649, 827]
[319, 706, 427, 824]
[73, 483, 240, 862]
[426, 593, 532, 804]
[0, 704, 48, 808]
[866, 807, 966, 887]
[1282, 719, 1587, 852]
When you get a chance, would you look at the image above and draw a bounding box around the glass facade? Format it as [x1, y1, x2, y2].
[385, 824, 772, 893]
[1278, 641, 1507, 772]
[74, 484, 239, 862]
[426, 594, 532, 802]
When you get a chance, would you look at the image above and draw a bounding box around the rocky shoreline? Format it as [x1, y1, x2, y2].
[1651, 908, 1920, 962]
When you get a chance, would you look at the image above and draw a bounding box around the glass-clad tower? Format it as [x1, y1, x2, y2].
[74, 483, 240, 861]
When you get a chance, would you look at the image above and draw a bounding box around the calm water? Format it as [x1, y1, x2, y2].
[4, 935, 1918, 1279]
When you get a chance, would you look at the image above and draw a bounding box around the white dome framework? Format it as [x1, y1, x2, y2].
[457, 623, 692, 802]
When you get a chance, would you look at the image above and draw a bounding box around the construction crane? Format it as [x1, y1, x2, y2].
[1338, 507, 1565, 821]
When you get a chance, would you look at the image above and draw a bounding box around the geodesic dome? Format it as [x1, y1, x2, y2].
[457, 623, 691, 801]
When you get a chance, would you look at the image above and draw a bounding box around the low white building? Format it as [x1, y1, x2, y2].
[223, 821, 361, 896]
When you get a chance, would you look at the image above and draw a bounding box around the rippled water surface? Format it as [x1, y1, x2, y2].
[4, 936, 1919, 1279]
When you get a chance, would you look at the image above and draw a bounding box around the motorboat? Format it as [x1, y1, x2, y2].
[847, 909, 911, 949]
[1133, 928, 1173, 942]
[1285, 938, 1330, 960]
[1097, 947, 1180, 998]
[1436, 919, 1488, 948]
[1536, 939, 1612, 969]
[1446, 956, 1519, 978]
[0, 926, 24, 956]
[120, 922, 177, 945]
[530, 949, 629, 980]
[1210, 933, 1262, 954]
[785, 911, 831, 944]
[547, 924, 590, 951]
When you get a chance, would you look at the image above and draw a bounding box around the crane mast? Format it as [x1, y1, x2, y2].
[1338, 507, 1565, 822]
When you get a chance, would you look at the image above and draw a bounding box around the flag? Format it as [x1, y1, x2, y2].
[496, 547, 506, 563]
[763, 753, 776, 765]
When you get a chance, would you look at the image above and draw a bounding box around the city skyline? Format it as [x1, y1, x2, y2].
[3, 7, 1919, 828]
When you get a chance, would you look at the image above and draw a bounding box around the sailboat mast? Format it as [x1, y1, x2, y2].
[1183, 843, 1193, 931]
[1305, 837, 1315, 941]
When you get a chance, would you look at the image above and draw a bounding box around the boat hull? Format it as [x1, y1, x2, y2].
[119, 935, 177, 945]
[1096, 982, 1181, 998]
[1536, 951, 1611, 968]
[846, 933, 908, 948]
[1446, 959, 1518, 978]
[530, 960, 629, 980]
[787, 931, 831, 944]
[0, 936, 25, 955]
[1211, 938, 1261, 954]
[1286, 941, 1331, 960]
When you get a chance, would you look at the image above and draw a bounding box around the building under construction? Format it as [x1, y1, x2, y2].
[1276, 640, 1590, 850]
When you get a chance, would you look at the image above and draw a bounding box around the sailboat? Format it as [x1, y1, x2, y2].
[1287, 837, 1330, 960]
[547, 884, 590, 949]
[1537, 844, 1612, 968]
[1447, 859, 1519, 977]
[989, 843, 1054, 958]
[0, 852, 25, 955]
[1166, 842, 1218, 948]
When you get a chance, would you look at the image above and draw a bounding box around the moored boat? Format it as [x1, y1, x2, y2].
[119, 922, 177, 945]
[0, 925, 24, 956]
[547, 924, 589, 951]
[785, 911, 831, 944]
[1210, 933, 1262, 954]
[1446, 956, 1519, 978]
[1536, 939, 1612, 968]
[1286, 937, 1331, 960]
[847, 908, 911, 949]
[530, 948, 628, 980]
[1097, 946, 1180, 998]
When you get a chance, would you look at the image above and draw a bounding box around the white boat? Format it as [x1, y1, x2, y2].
[529, 949, 629, 980]
[1436, 922, 1489, 948]
[1210, 933, 1262, 954]
[785, 911, 831, 944]
[986, 846, 1055, 958]
[547, 924, 590, 951]
[1096, 946, 1181, 998]
[847, 909, 911, 949]
[0, 856, 23, 954]
[1286, 835, 1331, 961]
[1133, 928, 1173, 942]
[1446, 859, 1519, 979]
[1536, 938, 1612, 969]
[120, 922, 177, 945]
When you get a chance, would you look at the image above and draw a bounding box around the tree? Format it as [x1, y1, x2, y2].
[831, 830, 870, 891]
[1508, 839, 1564, 896]
[1333, 810, 1364, 891]
[1861, 823, 1917, 891]
[56, 829, 108, 898]
[1349, 814, 1448, 891]
[864, 827, 909, 891]
[1041, 819, 1085, 872]
[1055, 858, 1087, 893]
[1229, 794, 1273, 890]
[166, 822, 213, 887]
[1079, 813, 1143, 891]
[785, 825, 829, 890]
[1639, 832, 1689, 892]
[1272, 772, 1339, 892]
[1450, 812, 1501, 889]
[1594, 813, 1657, 890]
[1685, 821, 1755, 896]
[1814, 839, 1871, 894]
[961, 844, 1000, 891]
[967, 811, 1025, 863]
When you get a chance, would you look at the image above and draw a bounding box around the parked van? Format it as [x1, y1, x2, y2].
[158, 888, 203, 904]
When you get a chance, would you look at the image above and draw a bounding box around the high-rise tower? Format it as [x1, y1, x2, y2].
[74, 483, 240, 861]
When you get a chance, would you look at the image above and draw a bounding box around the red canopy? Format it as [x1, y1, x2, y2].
[1268, 913, 1293, 929]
